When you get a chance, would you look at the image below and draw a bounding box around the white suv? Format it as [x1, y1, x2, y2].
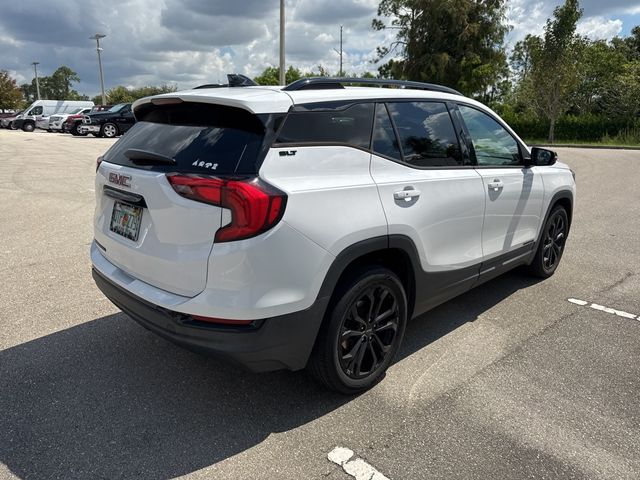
[91, 77, 575, 393]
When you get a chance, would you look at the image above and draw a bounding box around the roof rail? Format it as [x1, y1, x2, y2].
[194, 74, 258, 90]
[282, 77, 462, 95]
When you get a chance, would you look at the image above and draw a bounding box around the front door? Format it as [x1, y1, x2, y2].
[456, 104, 545, 272]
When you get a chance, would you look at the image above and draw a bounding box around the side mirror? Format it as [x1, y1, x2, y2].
[530, 147, 557, 166]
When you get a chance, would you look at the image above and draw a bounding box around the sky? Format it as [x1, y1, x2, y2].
[1, 0, 639, 97]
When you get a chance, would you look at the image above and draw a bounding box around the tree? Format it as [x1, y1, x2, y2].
[18, 65, 86, 101]
[372, 0, 510, 99]
[254, 66, 303, 85]
[0, 71, 24, 111]
[598, 61, 640, 120]
[48, 66, 81, 99]
[510, 35, 543, 83]
[516, 0, 583, 142]
[98, 84, 178, 105]
[571, 39, 626, 115]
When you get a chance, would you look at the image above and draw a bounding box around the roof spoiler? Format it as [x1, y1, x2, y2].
[194, 74, 258, 89]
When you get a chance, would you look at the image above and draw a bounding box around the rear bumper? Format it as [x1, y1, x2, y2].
[92, 268, 328, 372]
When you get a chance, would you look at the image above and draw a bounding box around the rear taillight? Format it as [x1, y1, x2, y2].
[167, 174, 287, 243]
[96, 155, 103, 172]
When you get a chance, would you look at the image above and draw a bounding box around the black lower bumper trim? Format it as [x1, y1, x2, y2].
[92, 268, 329, 372]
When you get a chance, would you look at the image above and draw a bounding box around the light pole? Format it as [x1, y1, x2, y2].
[90, 33, 107, 105]
[279, 0, 285, 85]
[31, 62, 41, 100]
[333, 26, 344, 76]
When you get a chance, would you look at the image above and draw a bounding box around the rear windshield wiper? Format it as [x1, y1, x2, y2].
[124, 149, 176, 165]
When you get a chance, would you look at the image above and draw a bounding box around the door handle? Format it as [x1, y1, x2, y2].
[487, 179, 504, 192]
[393, 188, 421, 201]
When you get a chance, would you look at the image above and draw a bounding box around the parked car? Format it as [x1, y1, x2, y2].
[13, 100, 94, 132]
[48, 108, 93, 132]
[91, 77, 576, 393]
[0, 110, 23, 129]
[64, 105, 112, 135]
[79, 103, 135, 138]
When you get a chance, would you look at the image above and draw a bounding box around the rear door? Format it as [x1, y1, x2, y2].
[94, 102, 273, 297]
[456, 104, 545, 267]
[370, 101, 486, 312]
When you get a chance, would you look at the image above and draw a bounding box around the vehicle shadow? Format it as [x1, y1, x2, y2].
[0, 270, 540, 479]
[398, 270, 542, 362]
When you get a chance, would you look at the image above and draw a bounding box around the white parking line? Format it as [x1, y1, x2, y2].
[567, 298, 638, 320]
[328, 446, 390, 480]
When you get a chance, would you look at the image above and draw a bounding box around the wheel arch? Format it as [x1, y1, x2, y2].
[546, 190, 574, 231]
[530, 189, 574, 264]
[316, 236, 419, 322]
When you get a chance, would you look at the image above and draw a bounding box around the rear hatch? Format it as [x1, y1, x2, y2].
[94, 100, 282, 297]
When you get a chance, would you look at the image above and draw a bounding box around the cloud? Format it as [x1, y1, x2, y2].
[0, 0, 637, 97]
[576, 16, 624, 40]
[506, 0, 634, 46]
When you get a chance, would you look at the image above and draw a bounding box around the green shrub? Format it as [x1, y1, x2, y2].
[500, 113, 640, 143]
[602, 127, 640, 145]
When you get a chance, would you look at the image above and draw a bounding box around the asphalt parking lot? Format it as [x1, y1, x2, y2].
[1, 129, 639, 480]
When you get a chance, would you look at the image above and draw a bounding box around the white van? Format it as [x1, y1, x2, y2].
[13, 100, 94, 132]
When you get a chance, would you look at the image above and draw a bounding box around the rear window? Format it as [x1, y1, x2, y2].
[102, 102, 269, 174]
[275, 103, 374, 149]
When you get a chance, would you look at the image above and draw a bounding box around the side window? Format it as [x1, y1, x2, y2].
[372, 103, 401, 161]
[387, 102, 463, 167]
[30, 106, 43, 115]
[458, 105, 521, 166]
[275, 103, 374, 149]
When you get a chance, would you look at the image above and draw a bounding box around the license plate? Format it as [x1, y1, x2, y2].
[110, 201, 143, 241]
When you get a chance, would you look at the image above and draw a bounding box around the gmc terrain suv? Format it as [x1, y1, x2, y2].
[92, 76, 575, 393]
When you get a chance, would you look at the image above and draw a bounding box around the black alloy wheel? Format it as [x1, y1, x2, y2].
[338, 285, 400, 380]
[528, 206, 569, 278]
[308, 266, 407, 394]
[542, 212, 566, 271]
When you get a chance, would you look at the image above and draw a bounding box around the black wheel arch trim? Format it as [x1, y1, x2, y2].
[539, 190, 573, 239]
[528, 189, 573, 264]
[315, 234, 480, 322]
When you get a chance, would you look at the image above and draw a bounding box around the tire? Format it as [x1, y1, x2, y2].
[71, 124, 86, 136]
[22, 122, 35, 132]
[101, 123, 118, 138]
[9, 122, 16, 130]
[308, 266, 407, 394]
[527, 206, 569, 278]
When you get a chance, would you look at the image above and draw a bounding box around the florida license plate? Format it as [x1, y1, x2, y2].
[110, 201, 142, 241]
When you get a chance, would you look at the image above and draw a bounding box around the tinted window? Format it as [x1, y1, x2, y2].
[103, 103, 269, 174]
[387, 102, 462, 167]
[276, 103, 374, 149]
[458, 105, 520, 166]
[108, 104, 127, 113]
[30, 106, 43, 115]
[372, 103, 401, 161]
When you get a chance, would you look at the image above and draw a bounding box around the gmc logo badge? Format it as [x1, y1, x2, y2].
[108, 172, 131, 188]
